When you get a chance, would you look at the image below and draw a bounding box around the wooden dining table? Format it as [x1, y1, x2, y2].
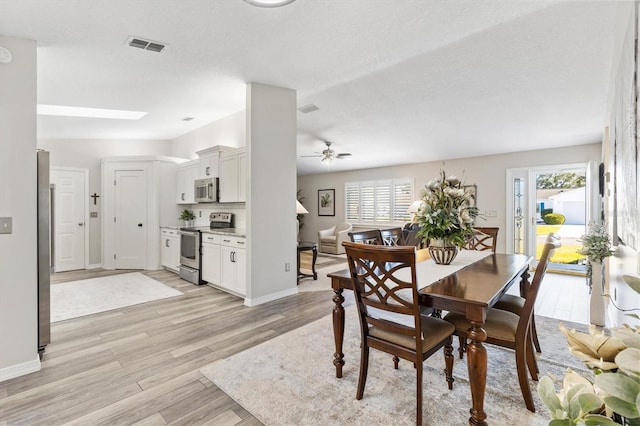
[328, 249, 532, 426]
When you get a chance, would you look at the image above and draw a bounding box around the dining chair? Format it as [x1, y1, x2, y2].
[380, 227, 406, 246]
[464, 227, 499, 252]
[348, 229, 383, 245]
[343, 241, 456, 425]
[443, 234, 560, 412]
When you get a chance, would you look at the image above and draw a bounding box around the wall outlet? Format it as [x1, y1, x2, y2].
[90, 212, 98, 218]
[285, 263, 290, 272]
[485, 210, 497, 218]
[0, 217, 12, 234]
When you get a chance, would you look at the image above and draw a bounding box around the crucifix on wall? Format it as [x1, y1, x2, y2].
[91, 193, 100, 205]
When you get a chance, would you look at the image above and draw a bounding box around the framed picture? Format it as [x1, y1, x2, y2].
[318, 189, 335, 216]
[464, 184, 477, 207]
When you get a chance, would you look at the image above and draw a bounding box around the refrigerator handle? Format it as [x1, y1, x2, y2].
[50, 183, 55, 272]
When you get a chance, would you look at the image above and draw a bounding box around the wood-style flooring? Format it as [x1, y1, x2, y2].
[1, 269, 334, 426]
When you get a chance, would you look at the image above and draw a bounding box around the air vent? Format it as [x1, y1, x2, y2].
[182, 117, 195, 121]
[126, 36, 168, 53]
[298, 104, 319, 114]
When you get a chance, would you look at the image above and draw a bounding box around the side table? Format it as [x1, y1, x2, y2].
[297, 241, 318, 283]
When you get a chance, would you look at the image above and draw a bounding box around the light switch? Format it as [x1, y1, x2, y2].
[485, 211, 497, 218]
[90, 212, 98, 218]
[0, 217, 12, 234]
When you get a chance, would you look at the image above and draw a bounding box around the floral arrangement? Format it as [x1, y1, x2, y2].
[578, 223, 614, 264]
[179, 209, 195, 222]
[415, 170, 479, 247]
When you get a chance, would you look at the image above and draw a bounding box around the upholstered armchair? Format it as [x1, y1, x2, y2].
[318, 223, 352, 254]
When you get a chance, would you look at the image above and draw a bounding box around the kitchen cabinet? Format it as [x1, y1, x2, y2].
[201, 233, 221, 285]
[220, 236, 246, 295]
[176, 159, 199, 204]
[219, 148, 246, 203]
[160, 228, 180, 272]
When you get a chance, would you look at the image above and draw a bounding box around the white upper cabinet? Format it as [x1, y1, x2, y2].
[219, 148, 246, 203]
[196, 146, 234, 179]
[176, 159, 199, 204]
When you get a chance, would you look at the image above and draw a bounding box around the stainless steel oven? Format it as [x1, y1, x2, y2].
[179, 229, 203, 284]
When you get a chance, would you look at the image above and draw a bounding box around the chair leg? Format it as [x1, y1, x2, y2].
[444, 336, 455, 390]
[458, 335, 467, 359]
[393, 356, 399, 369]
[356, 344, 369, 400]
[525, 334, 539, 381]
[515, 345, 535, 412]
[416, 357, 423, 426]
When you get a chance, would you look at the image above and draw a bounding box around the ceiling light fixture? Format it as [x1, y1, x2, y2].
[37, 104, 147, 120]
[243, 0, 296, 8]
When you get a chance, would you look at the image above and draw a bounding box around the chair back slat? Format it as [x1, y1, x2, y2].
[380, 227, 406, 246]
[465, 227, 499, 252]
[516, 233, 560, 340]
[348, 230, 383, 245]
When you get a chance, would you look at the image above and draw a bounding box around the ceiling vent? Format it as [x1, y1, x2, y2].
[298, 104, 319, 114]
[182, 117, 195, 121]
[126, 36, 167, 53]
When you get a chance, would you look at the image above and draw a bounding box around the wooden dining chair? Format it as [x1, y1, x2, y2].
[443, 235, 560, 412]
[348, 229, 383, 245]
[380, 227, 406, 246]
[343, 241, 455, 425]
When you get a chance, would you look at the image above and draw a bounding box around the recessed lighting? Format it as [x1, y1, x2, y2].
[243, 0, 296, 8]
[298, 104, 319, 114]
[37, 104, 147, 120]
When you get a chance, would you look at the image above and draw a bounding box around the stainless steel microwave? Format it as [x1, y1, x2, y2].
[194, 177, 218, 203]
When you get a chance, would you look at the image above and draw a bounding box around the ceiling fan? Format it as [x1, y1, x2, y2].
[301, 141, 352, 163]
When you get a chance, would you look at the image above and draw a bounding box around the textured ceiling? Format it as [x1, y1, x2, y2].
[0, 0, 619, 174]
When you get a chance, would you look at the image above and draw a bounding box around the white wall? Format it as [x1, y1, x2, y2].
[0, 36, 40, 380]
[37, 139, 172, 265]
[170, 111, 245, 159]
[603, 2, 640, 327]
[297, 143, 601, 253]
[246, 83, 298, 305]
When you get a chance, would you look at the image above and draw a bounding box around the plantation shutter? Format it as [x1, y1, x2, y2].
[344, 179, 414, 225]
[393, 181, 412, 222]
[345, 184, 360, 222]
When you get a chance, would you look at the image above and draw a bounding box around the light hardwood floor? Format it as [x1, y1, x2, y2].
[1, 269, 334, 426]
[1, 263, 590, 426]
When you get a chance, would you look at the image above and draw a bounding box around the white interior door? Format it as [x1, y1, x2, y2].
[114, 169, 147, 269]
[51, 168, 86, 272]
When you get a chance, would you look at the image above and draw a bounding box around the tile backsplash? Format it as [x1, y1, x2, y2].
[191, 203, 246, 230]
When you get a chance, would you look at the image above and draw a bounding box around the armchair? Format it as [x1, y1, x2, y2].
[318, 222, 352, 254]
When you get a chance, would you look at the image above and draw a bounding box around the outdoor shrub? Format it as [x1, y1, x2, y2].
[543, 213, 565, 225]
[541, 208, 553, 218]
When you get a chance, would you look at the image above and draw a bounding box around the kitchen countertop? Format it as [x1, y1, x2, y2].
[202, 228, 246, 238]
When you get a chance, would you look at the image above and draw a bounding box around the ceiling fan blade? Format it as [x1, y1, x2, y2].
[336, 153, 352, 158]
[301, 154, 323, 158]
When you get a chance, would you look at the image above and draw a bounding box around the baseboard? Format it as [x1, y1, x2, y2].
[86, 263, 102, 270]
[0, 356, 40, 382]
[243, 287, 298, 307]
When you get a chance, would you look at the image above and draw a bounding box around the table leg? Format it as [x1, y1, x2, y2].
[312, 246, 318, 280]
[519, 268, 531, 297]
[332, 287, 345, 378]
[296, 249, 302, 282]
[467, 320, 488, 426]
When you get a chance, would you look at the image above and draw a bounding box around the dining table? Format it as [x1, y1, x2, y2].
[328, 248, 532, 426]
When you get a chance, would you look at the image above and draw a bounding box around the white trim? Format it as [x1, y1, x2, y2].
[243, 287, 298, 307]
[0, 356, 40, 382]
[86, 263, 102, 270]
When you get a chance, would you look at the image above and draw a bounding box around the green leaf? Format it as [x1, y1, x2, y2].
[603, 396, 640, 418]
[538, 376, 563, 413]
[582, 414, 619, 426]
[615, 348, 640, 375]
[622, 275, 640, 294]
[549, 419, 572, 426]
[577, 393, 604, 414]
[596, 372, 640, 402]
[614, 333, 640, 350]
[626, 313, 640, 321]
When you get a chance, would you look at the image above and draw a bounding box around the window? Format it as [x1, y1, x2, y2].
[345, 179, 413, 225]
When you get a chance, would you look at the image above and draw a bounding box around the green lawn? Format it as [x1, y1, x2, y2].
[535, 224, 584, 264]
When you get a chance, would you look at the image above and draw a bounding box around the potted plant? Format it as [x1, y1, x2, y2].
[180, 209, 196, 227]
[415, 169, 479, 264]
[578, 223, 614, 326]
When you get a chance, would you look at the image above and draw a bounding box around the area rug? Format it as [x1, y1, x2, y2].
[299, 251, 347, 270]
[201, 308, 589, 426]
[51, 272, 183, 322]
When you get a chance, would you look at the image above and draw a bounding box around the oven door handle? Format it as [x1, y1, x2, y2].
[179, 230, 199, 237]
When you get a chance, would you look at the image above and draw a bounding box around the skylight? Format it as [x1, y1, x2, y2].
[37, 104, 147, 120]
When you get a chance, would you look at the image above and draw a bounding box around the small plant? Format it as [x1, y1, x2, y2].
[577, 222, 614, 264]
[180, 209, 195, 221]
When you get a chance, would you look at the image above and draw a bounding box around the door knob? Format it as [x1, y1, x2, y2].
[78, 222, 84, 226]
[138, 223, 143, 227]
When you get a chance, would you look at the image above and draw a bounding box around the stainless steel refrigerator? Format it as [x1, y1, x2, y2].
[37, 149, 52, 357]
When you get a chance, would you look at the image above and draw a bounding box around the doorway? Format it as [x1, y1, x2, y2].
[114, 169, 147, 269]
[50, 168, 89, 272]
[506, 162, 597, 272]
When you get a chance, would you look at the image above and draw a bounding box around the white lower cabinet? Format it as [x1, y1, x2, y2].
[201, 234, 221, 285]
[202, 233, 246, 296]
[160, 228, 180, 272]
